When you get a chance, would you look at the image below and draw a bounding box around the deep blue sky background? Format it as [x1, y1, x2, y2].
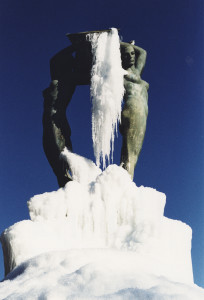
[0, 0, 203, 288]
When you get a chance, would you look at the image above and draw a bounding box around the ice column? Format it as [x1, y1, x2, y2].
[88, 28, 125, 168]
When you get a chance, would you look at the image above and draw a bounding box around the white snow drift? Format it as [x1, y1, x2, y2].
[1, 151, 202, 299]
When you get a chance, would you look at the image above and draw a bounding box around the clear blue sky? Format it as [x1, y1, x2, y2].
[0, 0, 203, 287]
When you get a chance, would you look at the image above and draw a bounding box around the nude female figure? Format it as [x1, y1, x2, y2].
[120, 42, 149, 179]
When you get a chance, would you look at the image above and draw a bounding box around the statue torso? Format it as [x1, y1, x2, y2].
[123, 69, 149, 116]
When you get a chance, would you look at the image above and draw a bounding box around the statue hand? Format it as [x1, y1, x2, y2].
[49, 80, 59, 99]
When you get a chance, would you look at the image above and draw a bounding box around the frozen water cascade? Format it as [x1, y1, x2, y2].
[88, 28, 126, 168]
[1, 151, 204, 298]
[60, 148, 102, 184]
[1, 27, 204, 299]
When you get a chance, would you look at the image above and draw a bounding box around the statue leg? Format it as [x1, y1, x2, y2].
[43, 80, 76, 187]
[120, 99, 147, 179]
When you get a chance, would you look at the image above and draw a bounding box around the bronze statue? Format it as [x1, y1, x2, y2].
[42, 31, 149, 186]
[43, 46, 76, 187]
[120, 42, 149, 179]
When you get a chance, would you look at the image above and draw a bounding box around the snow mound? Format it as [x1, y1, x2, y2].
[0, 249, 203, 300]
[0, 152, 199, 299]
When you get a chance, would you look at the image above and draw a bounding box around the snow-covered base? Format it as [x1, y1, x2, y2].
[1, 249, 204, 300]
[0, 155, 201, 299]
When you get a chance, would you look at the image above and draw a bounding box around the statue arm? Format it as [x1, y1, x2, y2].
[133, 45, 147, 75]
[50, 45, 75, 82]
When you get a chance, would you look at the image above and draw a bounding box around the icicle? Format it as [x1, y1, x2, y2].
[87, 28, 125, 169]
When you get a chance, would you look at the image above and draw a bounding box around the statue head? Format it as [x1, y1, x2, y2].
[120, 43, 136, 70]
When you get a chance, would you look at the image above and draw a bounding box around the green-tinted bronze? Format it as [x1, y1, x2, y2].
[43, 79, 75, 187]
[43, 31, 148, 186]
[120, 42, 149, 179]
[43, 30, 113, 187]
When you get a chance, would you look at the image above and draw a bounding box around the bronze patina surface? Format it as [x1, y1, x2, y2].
[43, 30, 148, 186]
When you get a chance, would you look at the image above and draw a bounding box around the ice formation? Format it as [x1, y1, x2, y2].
[1, 152, 203, 299]
[60, 148, 102, 184]
[88, 28, 126, 168]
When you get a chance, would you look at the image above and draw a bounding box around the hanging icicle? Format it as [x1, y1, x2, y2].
[87, 28, 125, 169]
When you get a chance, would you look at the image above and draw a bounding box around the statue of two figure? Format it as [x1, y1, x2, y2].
[43, 33, 149, 187]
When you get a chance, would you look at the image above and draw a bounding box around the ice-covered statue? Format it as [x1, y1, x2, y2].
[42, 29, 149, 186]
[1, 29, 202, 299]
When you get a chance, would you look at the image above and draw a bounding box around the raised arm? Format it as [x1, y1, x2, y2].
[120, 42, 147, 75]
[133, 45, 147, 75]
